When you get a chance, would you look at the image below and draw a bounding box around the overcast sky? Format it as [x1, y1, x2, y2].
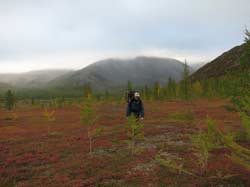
[0, 0, 250, 73]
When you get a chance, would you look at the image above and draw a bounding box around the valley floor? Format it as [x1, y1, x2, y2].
[0, 99, 249, 187]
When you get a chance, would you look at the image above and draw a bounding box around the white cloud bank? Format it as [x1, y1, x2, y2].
[0, 0, 250, 73]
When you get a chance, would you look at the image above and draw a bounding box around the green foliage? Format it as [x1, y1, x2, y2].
[80, 99, 101, 154]
[80, 100, 97, 126]
[153, 81, 161, 100]
[229, 152, 250, 171]
[239, 45, 250, 67]
[192, 132, 211, 172]
[141, 84, 150, 100]
[83, 83, 93, 99]
[239, 28, 250, 68]
[192, 81, 203, 98]
[244, 28, 250, 43]
[43, 108, 56, 135]
[238, 113, 250, 141]
[180, 60, 191, 100]
[156, 118, 240, 178]
[92, 127, 103, 136]
[234, 97, 247, 111]
[182, 60, 189, 79]
[191, 118, 221, 173]
[125, 115, 144, 156]
[165, 77, 177, 99]
[202, 79, 217, 98]
[4, 90, 15, 110]
[207, 98, 250, 171]
[231, 96, 250, 142]
[219, 131, 250, 171]
[205, 117, 222, 147]
[43, 108, 56, 122]
[230, 96, 243, 111]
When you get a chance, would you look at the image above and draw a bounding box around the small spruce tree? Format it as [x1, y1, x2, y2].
[125, 115, 144, 156]
[180, 60, 191, 100]
[80, 98, 101, 154]
[83, 83, 93, 99]
[192, 81, 203, 98]
[4, 90, 15, 110]
[153, 81, 161, 100]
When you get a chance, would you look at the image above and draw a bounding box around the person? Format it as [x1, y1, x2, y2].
[126, 92, 144, 120]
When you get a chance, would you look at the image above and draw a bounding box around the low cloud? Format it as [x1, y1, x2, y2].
[0, 48, 223, 73]
[0, 0, 250, 72]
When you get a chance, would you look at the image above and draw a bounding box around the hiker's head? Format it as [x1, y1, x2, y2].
[134, 92, 140, 100]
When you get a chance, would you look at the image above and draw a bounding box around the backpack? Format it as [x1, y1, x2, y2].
[127, 91, 136, 103]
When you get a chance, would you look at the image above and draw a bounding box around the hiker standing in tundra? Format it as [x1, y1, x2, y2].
[126, 91, 144, 120]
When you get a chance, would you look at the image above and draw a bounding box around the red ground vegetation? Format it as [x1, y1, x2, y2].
[0, 99, 249, 187]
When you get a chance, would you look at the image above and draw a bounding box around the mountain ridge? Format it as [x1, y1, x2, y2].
[49, 56, 192, 91]
[0, 69, 73, 88]
[190, 43, 248, 80]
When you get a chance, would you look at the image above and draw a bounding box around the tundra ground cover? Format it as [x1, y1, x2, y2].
[0, 99, 249, 187]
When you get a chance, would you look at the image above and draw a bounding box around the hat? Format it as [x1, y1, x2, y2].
[134, 92, 140, 97]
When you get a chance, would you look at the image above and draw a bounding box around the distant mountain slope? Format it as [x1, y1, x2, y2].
[191, 43, 248, 80]
[49, 56, 192, 91]
[0, 69, 73, 88]
[0, 82, 12, 92]
[0, 82, 9, 88]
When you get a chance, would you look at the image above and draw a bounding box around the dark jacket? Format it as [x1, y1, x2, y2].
[126, 98, 144, 118]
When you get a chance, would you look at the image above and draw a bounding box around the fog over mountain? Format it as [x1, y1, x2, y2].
[49, 56, 193, 91]
[0, 69, 73, 88]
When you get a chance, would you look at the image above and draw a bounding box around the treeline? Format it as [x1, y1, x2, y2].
[136, 72, 250, 101]
[0, 63, 249, 108]
[137, 29, 250, 101]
